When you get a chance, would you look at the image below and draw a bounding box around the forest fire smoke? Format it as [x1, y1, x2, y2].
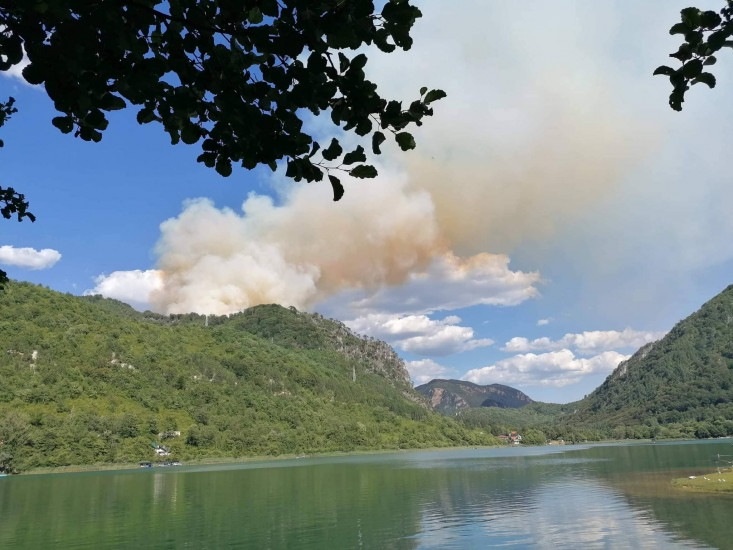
[147, 1, 646, 316]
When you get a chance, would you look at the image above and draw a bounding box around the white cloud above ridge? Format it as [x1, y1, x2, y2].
[338, 252, 541, 317]
[405, 359, 455, 386]
[463, 350, 629, 389]
[0, 245, 61, 269]
[86, 269, 163, 309]
[347, 313, 493, 357]
[502, 328, 664, 355]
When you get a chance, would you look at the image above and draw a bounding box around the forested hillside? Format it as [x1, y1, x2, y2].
[573, 284, 733, 439]
[0, 282, 495, 473]
[421, 285, 733, 443]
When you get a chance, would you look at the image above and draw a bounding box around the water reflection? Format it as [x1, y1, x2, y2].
[0, 442, 729, 549]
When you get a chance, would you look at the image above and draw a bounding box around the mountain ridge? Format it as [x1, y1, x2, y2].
[0, 281, 494, 473]
[415, 379, 533, 414]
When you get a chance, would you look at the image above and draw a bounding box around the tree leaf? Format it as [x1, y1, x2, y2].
[322, 138, 343, 161]
[372, 131, 386, 154]
[680, 7, 701, 28]
[692, 72, 716, 88]
[682, 59, 703, 78]
[342, 145, 366, 165]
[51, 116, 74, 134]
[669, 22, 689, 35]
[395, 132, 416, 151]
[423, 89, 446, 104]
[699, 10, 722, 29]
[653, 65, 675, 76]
[215, 158, 233, 177]
[181, 124, 200, 145]
[248, 7, 263, 24]
[349, 164, 378, 178]
[329, 175, 344, 201]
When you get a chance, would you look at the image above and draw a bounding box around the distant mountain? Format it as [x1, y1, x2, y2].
[573, 284, 733, 438]
[0, 282, 496, 473]
[415, 379, 533, 414]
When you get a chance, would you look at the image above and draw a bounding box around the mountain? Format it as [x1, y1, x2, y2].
[0, 282, 495, 472]
[418, 285, 733, 443]
[415, 379, 533, 414]
[572, 284, 733, 439]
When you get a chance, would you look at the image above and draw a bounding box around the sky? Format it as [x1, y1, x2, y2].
[2, 1, 733, 403]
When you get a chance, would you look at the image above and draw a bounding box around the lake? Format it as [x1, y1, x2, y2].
[1, 440, 732, 549]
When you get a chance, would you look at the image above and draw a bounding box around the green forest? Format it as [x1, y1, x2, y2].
[2, 281, 733, 474]
[0, 282, 495, 473]
[432, 285, 733, 444]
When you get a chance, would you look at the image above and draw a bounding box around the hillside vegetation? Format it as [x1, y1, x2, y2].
[0, 282, 495, 473]
[434, 285, 733, 443]
[573, 284, 733, 439]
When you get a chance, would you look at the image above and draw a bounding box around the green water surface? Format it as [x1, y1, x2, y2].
[1, 440, 731, 549]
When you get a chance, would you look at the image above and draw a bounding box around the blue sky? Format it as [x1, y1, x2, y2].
[2, 1, 732, 403]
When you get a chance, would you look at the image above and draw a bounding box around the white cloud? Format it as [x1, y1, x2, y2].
[502, 329, 664, 355]
[463, 350, 628, 388]
[0, 38, 31, 85]
[537, 318, 551, 326]
[347, 313, 493, 357]
[0, 245, 61, 269]
[321, 252, 540, 321]
[405, 359, 454, 386]
[345, 252, 541, 316]
[86, 270, 163, 309]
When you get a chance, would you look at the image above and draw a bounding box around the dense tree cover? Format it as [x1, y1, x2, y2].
[573, 284, 733, 438]
[656, 2, 733, 110]
[428, 286, 733, 442]
[0, 282, 495, 473]
[0, 0, 444, 201]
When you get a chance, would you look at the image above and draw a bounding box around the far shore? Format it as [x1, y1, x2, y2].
[16, 445, 495, 476]
[11, 438, 688, 477]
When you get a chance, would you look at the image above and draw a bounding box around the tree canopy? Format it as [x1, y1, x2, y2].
[0, 0, 444, 203]
[0, 97, 35, 287]
[656, 2, 733, 110]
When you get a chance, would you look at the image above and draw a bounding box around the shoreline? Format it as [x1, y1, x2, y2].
[17, 445, 495, 476]
[13, 437, 693, 477]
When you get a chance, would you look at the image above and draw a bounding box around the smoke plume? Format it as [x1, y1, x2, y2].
[146, 1, 647, 316]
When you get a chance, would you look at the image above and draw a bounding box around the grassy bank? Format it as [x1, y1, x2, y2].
[672, 469, 733, 493]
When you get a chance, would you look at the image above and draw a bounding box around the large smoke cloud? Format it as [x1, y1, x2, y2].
[137, 1, 645, 316]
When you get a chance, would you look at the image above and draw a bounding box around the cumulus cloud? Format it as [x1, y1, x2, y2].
[87, 269, 163, 309]
[405, 359, 455, 386]
[336, 253, 540, 317]
[502, 329, 664, 355]
[537, 319, 551, 326]
[0, 245, 61, 269]
[347, 313, 493, 357]
[463, 350, 629, 388]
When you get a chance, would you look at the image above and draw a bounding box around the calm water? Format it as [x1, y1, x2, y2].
[1, 440, 732, 549]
